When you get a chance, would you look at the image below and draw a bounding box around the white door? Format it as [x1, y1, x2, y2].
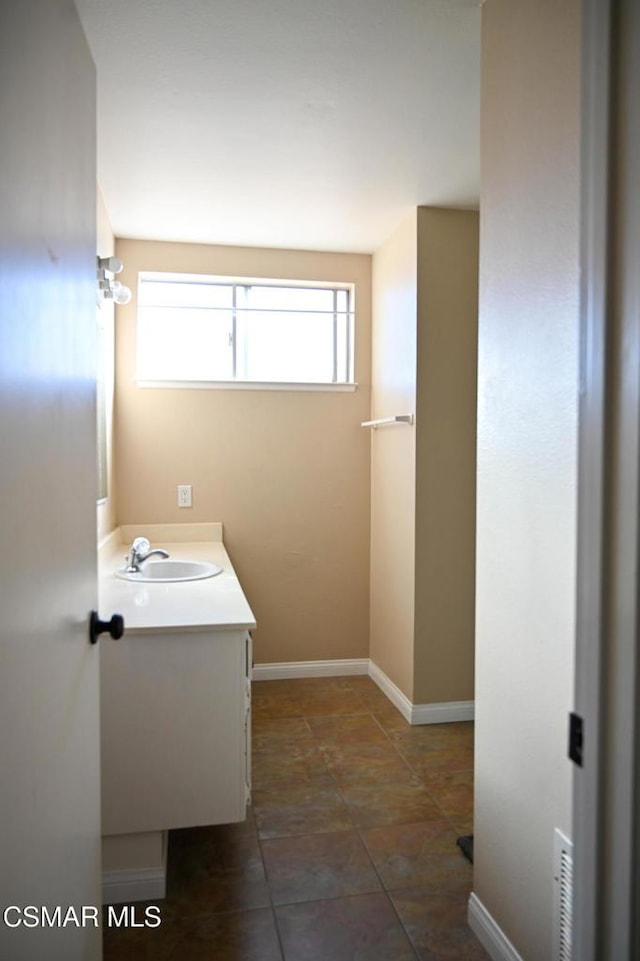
[0, 3, 102, 960]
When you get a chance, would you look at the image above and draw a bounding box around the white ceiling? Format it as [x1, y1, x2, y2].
[76, 0, 480, 254]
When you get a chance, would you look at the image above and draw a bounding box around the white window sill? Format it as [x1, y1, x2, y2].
[136, 380, 358, 392]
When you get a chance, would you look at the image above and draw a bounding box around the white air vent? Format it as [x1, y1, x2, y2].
[553, 829, 573, 961]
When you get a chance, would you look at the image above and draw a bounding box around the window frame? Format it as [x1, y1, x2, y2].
[135, 271, 357, 391]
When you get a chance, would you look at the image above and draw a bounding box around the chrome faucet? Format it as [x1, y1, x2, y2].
[125, 537, 170, 573]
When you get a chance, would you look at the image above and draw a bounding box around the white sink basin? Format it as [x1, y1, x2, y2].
[115, 560, 223, 583]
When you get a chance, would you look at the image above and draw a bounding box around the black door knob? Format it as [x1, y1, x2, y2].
[89, 610, 125, 645]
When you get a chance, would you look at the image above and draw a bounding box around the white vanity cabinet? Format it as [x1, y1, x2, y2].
[98, 526, 256, 902]
[100, 627, 252, 836]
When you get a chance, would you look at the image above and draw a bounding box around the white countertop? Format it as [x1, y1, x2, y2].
[98, 525, 256, 634]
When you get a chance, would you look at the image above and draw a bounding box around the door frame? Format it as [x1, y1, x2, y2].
[572, 0, 610, 956]
[574, 0, 640, 956]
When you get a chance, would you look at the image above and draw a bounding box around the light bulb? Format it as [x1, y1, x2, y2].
[112, 283, 132, 305]
[97, 255, 123, 275]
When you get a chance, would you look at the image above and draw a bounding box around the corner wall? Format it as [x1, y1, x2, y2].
[369, 212, 418, 698]
[473, 1, 580, 957]
[414, 207, 478, 705]
[113, 239, 372, 666]
[369, 208, 478, 705]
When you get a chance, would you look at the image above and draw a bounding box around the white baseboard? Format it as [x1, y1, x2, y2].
[468, 893, 524, 961]
[367, 660, 413, 723]
[368, 660, 475, 725]
[411, 699, 475, 724]
[252, 658, 369, 681]
[102, 867, 166, 906]
[252, 658, 474, 725]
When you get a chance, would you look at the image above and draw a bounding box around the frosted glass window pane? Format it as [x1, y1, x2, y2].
[140, 281, 233, 309]
[237, 310, 334, 382]
[242, 286, 336, 312]
[335, 313, 348, 382]
[138, 307, 232, 380]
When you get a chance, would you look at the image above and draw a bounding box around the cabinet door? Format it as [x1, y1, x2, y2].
[101, 630, 247, 834]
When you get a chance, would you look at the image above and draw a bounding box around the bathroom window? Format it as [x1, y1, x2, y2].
[136, 272, 355, 389]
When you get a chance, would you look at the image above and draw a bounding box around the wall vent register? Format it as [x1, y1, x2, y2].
[553, 828, 573, 961]
[136, 272, 355, 389]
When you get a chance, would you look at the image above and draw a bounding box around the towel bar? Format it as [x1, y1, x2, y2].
[360, 414, 414, 429]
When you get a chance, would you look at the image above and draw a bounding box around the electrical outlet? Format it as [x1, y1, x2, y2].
[177, 484, 192, 508]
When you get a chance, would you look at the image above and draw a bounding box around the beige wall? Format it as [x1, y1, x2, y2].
[96, 187, 117, 542]
[370, 208, 478, 704]
[414, 207, 478, 704]
[369, 212, 418, 698]
[474, 0, 580, 958]
[114, 239, 371, 664]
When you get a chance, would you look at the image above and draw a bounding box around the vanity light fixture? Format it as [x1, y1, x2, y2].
[97, 255, 132, 306]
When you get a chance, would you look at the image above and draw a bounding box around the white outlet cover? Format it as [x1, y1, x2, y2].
[177, 485, 192, 507]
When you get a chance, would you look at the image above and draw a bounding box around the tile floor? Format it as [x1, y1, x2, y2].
[103, 675, 489, 960]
